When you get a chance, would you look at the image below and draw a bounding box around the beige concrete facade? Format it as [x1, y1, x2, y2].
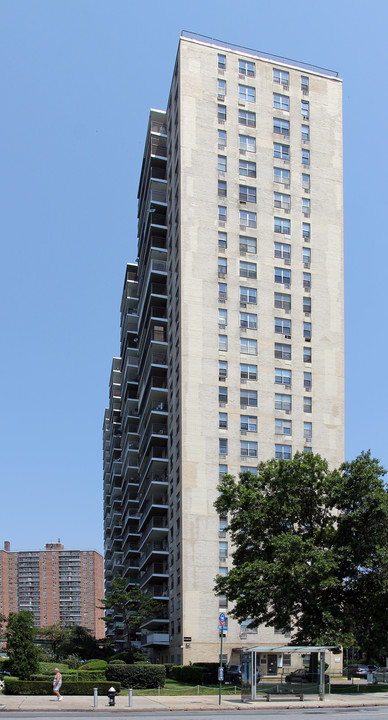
[104, 33, 343, 674]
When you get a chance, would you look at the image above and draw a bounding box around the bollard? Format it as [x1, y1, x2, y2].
[128, 688, 133, 707]
[93, 687, 98, 708]
[197, 685, 199, 695]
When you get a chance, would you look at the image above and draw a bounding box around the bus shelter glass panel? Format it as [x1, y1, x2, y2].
[240, 652, 252, 701]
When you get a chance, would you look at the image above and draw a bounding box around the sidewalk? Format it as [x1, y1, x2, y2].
[2, 692, 388, 712]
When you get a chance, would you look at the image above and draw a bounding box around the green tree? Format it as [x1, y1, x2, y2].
[100, 575, 162, 651]
[38, 623, 67, 660]
[5, 611, 40, 679]
[57, 625, 100, 660]
[214, 451, 388, 657]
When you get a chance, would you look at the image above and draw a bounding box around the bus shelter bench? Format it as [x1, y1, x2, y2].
[264, 687, 304, 702]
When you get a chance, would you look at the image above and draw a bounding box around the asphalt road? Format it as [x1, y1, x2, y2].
[1, 711, 388, 720]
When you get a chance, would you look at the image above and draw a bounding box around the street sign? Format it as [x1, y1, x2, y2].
[218, 667, 224, 681]
[219, 613, 226, 625]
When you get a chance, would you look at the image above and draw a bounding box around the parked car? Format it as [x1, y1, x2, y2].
[347, 664, 378, 679]
[372, 667, 388, 683]
[285, 668, 329, 684]
[225, 664, 261, 684]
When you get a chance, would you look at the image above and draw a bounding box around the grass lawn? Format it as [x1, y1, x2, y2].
[124, 679, 240, 696]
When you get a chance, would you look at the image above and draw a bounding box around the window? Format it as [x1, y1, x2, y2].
[219, 334, 228, 351]
[239, 84, 255, 102]
[304, 446, 312, 454]
[218, 104, 226, 122]
[239, 59, 255, 76]
[219, 463, 227, 480]
[240, 618, 258, 634]
[239, 109, 256, 127]
[275, 342, 291, 360]
[218, 282, 227, 300]
[273, 118, 290, 136]
[274, 292, 291, 311]
[274, 191, 291, 210]
[240, 312, 257, 329]
[240, 338, 257, 355]
[240, 363, 257, 380]
[239, 134, 256, 152]
[219, 438, 228, 456]
[218, 308, 227, 327]
[274, 217, 291, 234]
[218, 53, 226, 70]
[273, 93, 289, 111]
[273, 68, 289, 86]
[241, 440, 257, 457]
[218, 205, 227, 222]
[218, 155, 227, 173]
[274, 267, 291, 285]
[219, 386, 228, 403]
[240, 210, 257, 229]
[274, 166, 290, 184]
[304, 322, 311, 339]
[304, 396, 312, 413]
[275, 393, 292, 411]
[219, 516, 228, 532]
[304, 421, 312, 440]
[301, 100, 309, 118]
[275, 418, 292, 436]
[239, 160, 256, 177]
[303, 247, 311, 266]
[274, 142, 290, 160]
[302, 197, 310, 216]
[301, 75, 309, 92]
[219, 541, 228, 558]
[218, 180, 227, 197]
[240, 389, 258, 406]
[218, 129, 227, 149]
[219, 360, 228, 378]
[303, 272, 311, 290]
[301, 124, 310, 141]
[241, 415, 257, 431]
[275, 367, 291, 386]
[240, 185, 256, 203]
[240, 465, 257, 475]
[217, 78, 226, 99]
[302, 222, 310, 239]
[302, 173, 310, 191]
[240, 260, 257, 278]
[303, 346, 312, 363]
[303, 296, 311, 314]
[240, 286, 257, 304]
[219, 412, 228, 429]
[218, 257, 227, 274]
[304, 372, 312, 390]
[275, 444, 292, 459]
[218, 565, 228, 576]
[240, 235, 257, 253]
[302, 148, 310, 166]
[274, 241, 291, 260]
[218, 231, 227, 249]
[275, 317, 291, 335]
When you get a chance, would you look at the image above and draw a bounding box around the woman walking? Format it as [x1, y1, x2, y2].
[53, 668, 62, 701]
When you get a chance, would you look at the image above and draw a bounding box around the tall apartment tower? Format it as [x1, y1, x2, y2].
[0, 541, 104, 639]
[103, 32, 344, 668]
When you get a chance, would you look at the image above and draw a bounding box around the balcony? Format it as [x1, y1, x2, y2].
[142, 632, 169, 646]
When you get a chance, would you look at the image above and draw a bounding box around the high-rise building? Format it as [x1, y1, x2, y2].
[0, 541, 104, 638]
[103, 32, 343, 668]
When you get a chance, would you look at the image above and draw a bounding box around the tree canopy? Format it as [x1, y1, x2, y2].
[214, 451, 388, 659]
[100, 575, 162, 651]
[5, 611, 40, 679]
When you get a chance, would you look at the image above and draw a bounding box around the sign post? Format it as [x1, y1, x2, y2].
[218, 613, 226, 706]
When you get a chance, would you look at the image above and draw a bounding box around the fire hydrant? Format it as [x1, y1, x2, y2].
[107, 686, 116, 706]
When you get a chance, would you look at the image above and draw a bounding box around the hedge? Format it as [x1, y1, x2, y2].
[171, 665, 207, 685]
[78, 670, 106, 681]
[106, 663, 165, 689]
[192, 663, 225, 685]
[3, 680, 121, 695]
[332, 683, 388, 694]
[82, 660, 107, 671]
[39, 662, 69, 674]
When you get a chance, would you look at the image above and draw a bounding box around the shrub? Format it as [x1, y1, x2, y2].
[164, 663, 175, 678]
[82, 660, 107, 670]
[106, 663, 165, 689]
[78, 670, 106, 681]
[194, 662, 225, 684]
[109, 659, 126, 665]
[4, 679, 121, 695]
[108, 650, 134, 664]
[66, 654, 82, 669]
[171, 665, 207, 684]
[39, 662, 69, 674]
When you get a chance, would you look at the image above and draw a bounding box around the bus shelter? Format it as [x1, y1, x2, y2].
[240, 645, 335, 701]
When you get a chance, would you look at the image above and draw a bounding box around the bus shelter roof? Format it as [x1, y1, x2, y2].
[242, 645, 336, 653]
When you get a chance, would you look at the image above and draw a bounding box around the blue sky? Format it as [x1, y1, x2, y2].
[1, 0, 387, 554]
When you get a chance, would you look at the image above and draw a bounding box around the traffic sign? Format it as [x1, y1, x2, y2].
[219, 613, 226, 625]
